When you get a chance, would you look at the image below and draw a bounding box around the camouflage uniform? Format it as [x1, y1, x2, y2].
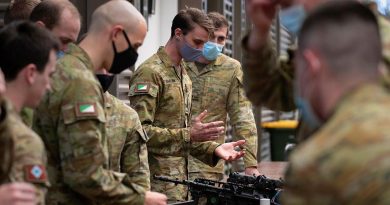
[104, 92, 150, 205]
[33, 43, 138, 205]
[1, 100, 49, 205]
[20, 107, 34, 127]
[186, 54, 258, 181]
[283, 83, 390, 205]
[129, 47, 220, 202]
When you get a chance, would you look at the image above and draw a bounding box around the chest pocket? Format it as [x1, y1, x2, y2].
[158, 82, 184, 128]
[202, 76, 229, 110]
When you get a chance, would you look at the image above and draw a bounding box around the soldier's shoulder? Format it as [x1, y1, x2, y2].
[109, 94, 140, 120]
[136, 54, 165, 74]
[7, 112, 45, 152]
[219, 54, 241, 69]
[52, 55, 96, 91]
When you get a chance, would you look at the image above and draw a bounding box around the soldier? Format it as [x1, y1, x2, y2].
[30, 0, 81, 53]
[96, 71, 168, 205]
[32, 1, 151, 204]
[186, 12, 259, 183]
[0, 21, 59, 204]
[3, 0, 42, 127]
[0, 67, 38, 205]
[281, 1, 390, 204]
[242, 0, 390, 141]
[129, 7, 246, 202]
[4, 0, 41, 24]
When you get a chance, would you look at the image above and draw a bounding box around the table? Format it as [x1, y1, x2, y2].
[258, 161, 288, 179]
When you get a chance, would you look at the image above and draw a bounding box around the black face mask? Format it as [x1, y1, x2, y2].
[96, 74, 115, 92]
[109, 30, 139, 74]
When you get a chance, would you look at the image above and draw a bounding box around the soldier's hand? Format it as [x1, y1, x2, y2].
[144, 191, 167, 205]
[190, 110, 224, 142]
[0, 182, 37, 205]
[245, 167, 261, 176]
[245, 0, 279, 50]
[214, 140, 246, 162]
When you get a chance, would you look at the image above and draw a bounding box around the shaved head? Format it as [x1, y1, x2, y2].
[89, 0, 146, 35]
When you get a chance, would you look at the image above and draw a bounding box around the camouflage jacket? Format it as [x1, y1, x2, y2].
[105, 92, 150, 205]
[1, 100, 49, 205]
[129, 47, 220, 201]
[33, 43, 138, 205]
[20, 107, 34, 127]
[186, 54, 258, 174]
[283, 83, 390, 205]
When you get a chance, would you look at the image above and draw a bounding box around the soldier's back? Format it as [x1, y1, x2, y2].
[284, 83, 390, 205]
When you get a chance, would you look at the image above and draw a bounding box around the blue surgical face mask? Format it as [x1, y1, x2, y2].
[179, 40, 203, 62]
[279, 4, 306, 37]
[56, 50, 65, 59]
[202, 41, 224, 61]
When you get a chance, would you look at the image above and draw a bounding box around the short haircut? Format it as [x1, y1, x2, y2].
[0, 21, 59, 81]
[170, 7, 213, 38]
[30, 0, 80, 30]
[208, 12, 229, 30]
[298, 1, 381, 76]
[4, 0, 41, 24]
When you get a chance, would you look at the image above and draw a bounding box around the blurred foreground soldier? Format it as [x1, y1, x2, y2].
[282, 1, 390, 204]
[186, 12, 259, 182]
[0, 21, 59, 204]
[129, 7, 246, 202]
[97, 71, 167, 205]
[30, 0, 81, 52]
[4, 0, 41, 24]
[243, 0, 390, 141]
[32, 0, 153, 204]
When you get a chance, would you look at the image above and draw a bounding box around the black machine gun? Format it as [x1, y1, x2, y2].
[154, 172, 284, 205]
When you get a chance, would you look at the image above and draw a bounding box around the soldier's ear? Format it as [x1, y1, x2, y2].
[35, 21, 46, 28]
[302, 49, 322, 76]
[22, 64, 38, 85]
[110, 25, 124, 41]
[174, 28, 183, 40]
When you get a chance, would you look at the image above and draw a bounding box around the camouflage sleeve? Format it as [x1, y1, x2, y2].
[120, 117, 150, 205]
[129, 69, 191, 156]
[227, 68, 258, 168]
[241, 34, 295, 111]
[58, 79, 134, 204]
[189, 142, 220, 167]
[11, 132, 49, 205]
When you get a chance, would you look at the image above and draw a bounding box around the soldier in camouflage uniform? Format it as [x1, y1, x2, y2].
[98, 75, 167, 205]
[129, 8, 246, 202]
[243, 0, 390, 141]
[32, 1, 150, 204]
[280, 2, 390, 204]
[0, 21, 59, 205]
[186, 12, 259, 182]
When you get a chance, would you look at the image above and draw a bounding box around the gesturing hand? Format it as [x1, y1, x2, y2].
[214, 140, 246, 162]
[190, 110, 225, 142]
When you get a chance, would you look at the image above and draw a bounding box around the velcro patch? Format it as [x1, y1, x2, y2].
[24, 165, 47, 183]
[75, 103, 97, 117]
[134, 83, 150, 93]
